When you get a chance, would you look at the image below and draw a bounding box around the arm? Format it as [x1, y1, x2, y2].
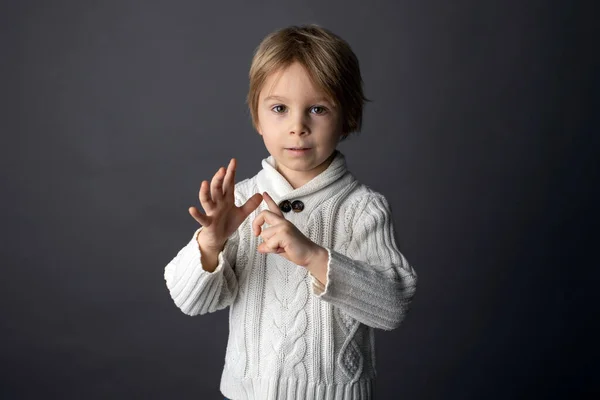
[309, 193, 418, 331]
[163, 175, 252, 316]
[164, 226, 240, 316]
[164, 157, 261, 316]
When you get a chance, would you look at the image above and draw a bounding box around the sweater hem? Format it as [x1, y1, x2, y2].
[220, 370, 373, 400]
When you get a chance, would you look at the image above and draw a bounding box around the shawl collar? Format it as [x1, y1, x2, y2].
[255, 150, 353, 203]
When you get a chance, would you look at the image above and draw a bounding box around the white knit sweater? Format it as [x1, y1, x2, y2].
[164, 150, 417, 400]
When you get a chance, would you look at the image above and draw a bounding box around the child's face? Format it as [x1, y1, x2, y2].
[256, 62, 344, 188]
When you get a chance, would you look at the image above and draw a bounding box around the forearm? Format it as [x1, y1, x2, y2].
[164, 229, 239, 315]
[314, 192, 418, 330]
[313, 249, 417, 331]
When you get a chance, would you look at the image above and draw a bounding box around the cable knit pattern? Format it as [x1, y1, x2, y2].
[164, 150, 418, 400]
[224, 188, 252, 380]
[335, 307, 363, 381]
[261, 255, 309, 381]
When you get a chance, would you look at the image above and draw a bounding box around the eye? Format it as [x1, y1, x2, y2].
[310, 106, 327, 115]
[271, 105, 287, 113]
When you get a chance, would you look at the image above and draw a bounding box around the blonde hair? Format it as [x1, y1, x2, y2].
[247, 24, 368, 138]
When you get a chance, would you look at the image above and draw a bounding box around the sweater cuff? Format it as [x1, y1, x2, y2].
[315, 249, 415, 324]
[309, 247, 332, 297]
[164, 228, 232, 315]
[317, 249, 368, 302]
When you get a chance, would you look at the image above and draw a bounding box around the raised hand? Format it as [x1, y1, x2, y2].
[252, 192, 327, 270]
[189, 158, 263, 256]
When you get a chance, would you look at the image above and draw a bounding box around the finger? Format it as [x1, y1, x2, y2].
[252, 211, 269, 237]
[239, 192, 263, 220]
[252, 210, 282, 236]
[210, 166, 226, 202]
[199, 180, 215, 211]
[222, 158, 236, 196]
[257, 242, 270, 253]
[259, 236, 282, 253]
[259, 225, 277, 241]
[189, 207, 211, 227]
[265, 237, 281, 252]
[252, 213, 264, 237]
[258, 243, 286, 254]
[262, 192, 284, 217]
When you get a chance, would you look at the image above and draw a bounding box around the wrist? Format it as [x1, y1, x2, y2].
[305, 246, 329, 285]
[196, 230, 225, 273]
[196, 230, 226, 254]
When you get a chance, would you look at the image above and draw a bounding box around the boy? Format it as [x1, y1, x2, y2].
[164, 24, 417, 399]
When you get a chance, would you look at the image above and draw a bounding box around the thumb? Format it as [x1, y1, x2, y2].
[239, 193, 263, 219]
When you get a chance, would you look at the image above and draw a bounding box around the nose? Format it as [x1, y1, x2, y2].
[289, 112, 310, 136]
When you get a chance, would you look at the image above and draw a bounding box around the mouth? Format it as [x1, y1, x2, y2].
[285, 147, 312, 155]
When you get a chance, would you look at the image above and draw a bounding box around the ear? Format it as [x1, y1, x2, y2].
[256, 122, 263, 136]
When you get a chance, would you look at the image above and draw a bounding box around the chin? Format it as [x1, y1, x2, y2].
[284, 160, 316, 169]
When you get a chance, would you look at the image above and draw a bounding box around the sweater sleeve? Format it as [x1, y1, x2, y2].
[163, 184, 248, 316]
[164, 227, 239, 316]
[310, 193, 418, 331]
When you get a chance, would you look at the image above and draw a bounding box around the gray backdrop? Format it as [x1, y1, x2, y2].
[2, 0, 596, 399]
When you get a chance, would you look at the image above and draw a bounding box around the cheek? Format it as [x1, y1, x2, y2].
[257, 108, 271, 124]
[315, 116, 339, 132]
[258, 113, 283, 133]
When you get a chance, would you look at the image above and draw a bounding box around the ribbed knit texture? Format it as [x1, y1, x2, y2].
[164, 150, 418, 400]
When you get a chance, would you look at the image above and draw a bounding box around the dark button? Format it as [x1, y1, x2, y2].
[279, 200, 292, 213]
[291, 200, 304, 213]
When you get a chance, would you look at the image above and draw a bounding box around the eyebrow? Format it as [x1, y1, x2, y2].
[263, 95, 333, 105]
